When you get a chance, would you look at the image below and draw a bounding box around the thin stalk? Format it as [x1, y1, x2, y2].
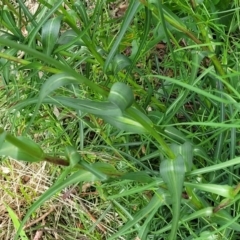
[229, 104, 236, 186]
[214, 80, 225, 162]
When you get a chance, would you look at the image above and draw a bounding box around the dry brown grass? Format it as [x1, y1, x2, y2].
[0, 158, 120, 239]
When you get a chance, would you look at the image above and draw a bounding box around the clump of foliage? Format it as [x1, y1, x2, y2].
[1, 0, 240, 239]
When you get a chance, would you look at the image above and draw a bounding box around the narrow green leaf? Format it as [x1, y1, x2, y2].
[66, 146, 108, 181]
[107, 180, 162, 200]
[128, 6, 152, 73]
[185, 186, 206, 209]
[187, 156, 240, 176]
[54, 97, 123, 116]
[149, 75, 234, 105]
[184, 182, 235, 199]
[104, 0, 141, 72]
[163, 126, 189, 143]
[39, 73, 78, 102]
[154, 207, 213, 235]
[42, 16, 62, 55]
[24, 73, 122, 130]
[0, 38, 107, 96]
[89, 162, 122, 177]
[73, 0, 89, 27]
[0, 128, 44, 162]
[5, 203, 29, 240]
[127, 107, 175, 158]
[160, 155, 185, 240]
[65, 146, 80, 167]
[13, 96, 122, 116]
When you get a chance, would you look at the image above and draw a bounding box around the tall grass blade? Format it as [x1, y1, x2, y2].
[104, 0, 141, 72]
[160, 154, 185, 239]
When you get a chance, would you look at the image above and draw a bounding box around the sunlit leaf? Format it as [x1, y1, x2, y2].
[184, 182, 235, 199]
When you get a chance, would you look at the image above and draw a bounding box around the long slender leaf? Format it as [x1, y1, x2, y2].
[13, 96, 122, 116]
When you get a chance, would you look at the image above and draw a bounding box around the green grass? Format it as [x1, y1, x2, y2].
[1, 0, 240, 239]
